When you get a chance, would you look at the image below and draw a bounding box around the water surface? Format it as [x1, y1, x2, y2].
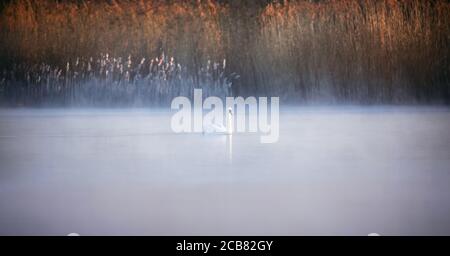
[0, 107, 449, 235]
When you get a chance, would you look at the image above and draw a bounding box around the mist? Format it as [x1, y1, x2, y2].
[1, 107, 450, 235]
[1, 0, 450, 236]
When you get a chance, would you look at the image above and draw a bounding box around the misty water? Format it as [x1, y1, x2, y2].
[0, 107, 449, 235]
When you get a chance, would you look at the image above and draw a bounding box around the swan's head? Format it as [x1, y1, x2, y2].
[228, 107, 232, 115]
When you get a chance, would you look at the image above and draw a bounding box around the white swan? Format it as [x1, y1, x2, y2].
[226, 107, 233, 135]
[203, 107, 233, 135]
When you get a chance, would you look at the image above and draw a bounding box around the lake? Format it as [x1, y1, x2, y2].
[0, 107, 449, 235]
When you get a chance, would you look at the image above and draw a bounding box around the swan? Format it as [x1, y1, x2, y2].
[203, 107, 233, 135]
[226, 107, 233, 135]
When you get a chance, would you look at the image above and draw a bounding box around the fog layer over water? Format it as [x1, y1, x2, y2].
[0, 107, 449, 235]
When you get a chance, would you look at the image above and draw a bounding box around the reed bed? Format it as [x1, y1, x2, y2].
[0, 0, 448, 105]
[0, 54, 234, 106]
[256, 0, 450, 103]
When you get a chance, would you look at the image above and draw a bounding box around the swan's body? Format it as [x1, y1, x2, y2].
[203, 123, 227, 133]
[203, 108, 233, 135]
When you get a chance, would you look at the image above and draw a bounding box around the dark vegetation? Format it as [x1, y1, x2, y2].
[0, 0, 448, 106]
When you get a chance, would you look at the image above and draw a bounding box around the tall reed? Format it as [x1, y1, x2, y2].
[0, 54, 234, 106]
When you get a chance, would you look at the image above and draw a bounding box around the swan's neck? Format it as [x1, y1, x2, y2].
[226, 111, 233, 135]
